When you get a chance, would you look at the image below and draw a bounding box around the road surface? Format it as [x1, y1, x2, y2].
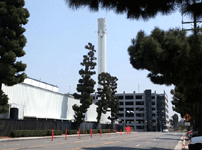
[0, 132, 185, 150]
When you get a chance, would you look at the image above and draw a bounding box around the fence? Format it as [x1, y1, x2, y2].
[0, 119, 123, 136]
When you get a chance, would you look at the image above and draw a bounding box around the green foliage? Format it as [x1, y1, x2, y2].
[108, 76, 119, 128]
[65, 0, 202, 20]
[0, 90, 9, 114]
[96, 72, 111, 124]
[96, 72, 119, 128]
[0, 0, 29, 114]
[128, 27, 193, 86]
[172, 114, 178, 131]
[73, 43, 96, 129]
[67, 130, 77, 135]
[10, 130, 62, 137]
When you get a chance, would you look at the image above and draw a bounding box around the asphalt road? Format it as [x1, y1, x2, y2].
[0, 132, 185, 150]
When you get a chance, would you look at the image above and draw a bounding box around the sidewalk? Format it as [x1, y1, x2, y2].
[0, 132, 120, 142]
[0, 134, 79, 142]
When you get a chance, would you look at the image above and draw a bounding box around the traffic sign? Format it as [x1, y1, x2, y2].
[184, 113, 191, 122]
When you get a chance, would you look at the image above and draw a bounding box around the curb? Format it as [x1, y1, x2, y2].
[0, 132, 128, 142]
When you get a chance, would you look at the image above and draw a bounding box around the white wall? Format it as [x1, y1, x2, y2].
[1, 82, 110, 123]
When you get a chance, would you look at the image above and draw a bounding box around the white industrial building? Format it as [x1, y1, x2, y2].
[1, 77, 110, 123]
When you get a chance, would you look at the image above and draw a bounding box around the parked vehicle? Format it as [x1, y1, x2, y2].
[162, 129, 169, 133]
[189, 136, 202, 150]
[187, 130, 193, 139]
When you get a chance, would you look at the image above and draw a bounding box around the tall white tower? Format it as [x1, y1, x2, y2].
[98, 18, 106, 76]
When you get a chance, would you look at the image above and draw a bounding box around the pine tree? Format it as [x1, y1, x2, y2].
[96, 72, 119, 128]
[108, 76, 119, 129]
[65, 0, 202, 20]
[73, 43, 96, 129]
[0, 0, 29, 114]
[127, 27, 202, 134]
[96, 72, 111, 126]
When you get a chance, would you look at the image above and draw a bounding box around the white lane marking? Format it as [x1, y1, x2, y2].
[154, 139, 156, 141]
[136, 144, 140, 147]
[174, 135, 184, 150]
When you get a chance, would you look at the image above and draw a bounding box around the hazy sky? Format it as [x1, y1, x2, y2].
[23, 0, 192, 119]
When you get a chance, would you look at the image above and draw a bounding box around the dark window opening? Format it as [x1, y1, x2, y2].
[126, 120, 134, 123]
[118, 114, 124, 117]
[136, 126, 144, 129]
[152, 107, 155, 111]
[152, 102, 155, 105]
[119, 108, 123, 111]
[136, 101, 144, 105]
[118, 96, 123, 99]
[126, 108, 134, 111]
[136, 107, 144, 111]
[136, 95, 142, 99]
[125, 102, 134, 105]
[136, 113, 144, 117]
[136, 120, 144, 124]
[152, 96, 155, 99]
[119, 102, 123, 105]
[125, 95, 133, 99]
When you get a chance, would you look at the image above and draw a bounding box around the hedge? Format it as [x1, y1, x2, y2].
[10, 130, 62, 137]
[10, 129, 116, 137]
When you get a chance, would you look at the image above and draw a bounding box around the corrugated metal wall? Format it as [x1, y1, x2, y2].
[1, 80, 110, 124]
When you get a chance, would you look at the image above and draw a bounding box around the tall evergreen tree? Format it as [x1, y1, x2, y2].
[96, 72, 111, 126]
[65, 0, 202, 20]
[172, 113, 179, 131]
[73, 43, 96, 129]
[108, 76, 119, 129]
[0, 0, 29, 114]
[96, 72, 119, 128]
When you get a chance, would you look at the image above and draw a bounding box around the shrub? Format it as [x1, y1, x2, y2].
[10, 130, 62, 137]
[67, 130, 77, 135]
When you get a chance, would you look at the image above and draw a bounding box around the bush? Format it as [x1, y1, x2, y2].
[67, 130, 77, 135]
[10, 130, 62, 137]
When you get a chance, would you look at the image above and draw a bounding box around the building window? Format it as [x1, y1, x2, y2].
[119, 102, 123, 105]
[118, 114, 124, 117]
[119, 108, 124, 111]
[152, 107, 155, 111]
[152, 96, 155, 99]
[136, 113, 144, 117]
[125, 95, 133, 99]
[126, 120, 134, 123]
[136, 101, 144, 105]
[136, 107, 144, 111]
[152, 114, 156, 117]
[126, 108, 134, 111]
[125, 102, 134, 105]
[152, 102, 155, 105]
[118, 96, 123, 99]
[136, 95, 142, 99]
[136, 126, 144, 129]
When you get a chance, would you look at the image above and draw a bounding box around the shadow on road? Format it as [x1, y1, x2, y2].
[82, 146, 172, 150]
[155, 137, 180, 141]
